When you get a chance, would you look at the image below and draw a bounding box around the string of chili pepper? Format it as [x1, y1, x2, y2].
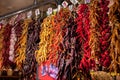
[35, 15, 55, 64]
[57, 8, 82, 80]
[46, 15, 57, 64]
[0, 24, 4, 69]
[109, 0, 120, 73]
[75, 4, 94, 79]
[98, 0, 111, 69]
[48, 8, 71, 64]
[23, 19, 40, 79]
[89, 0, 101, 70]
[15, 19, 31, 70]
[2, 24, 14, 68]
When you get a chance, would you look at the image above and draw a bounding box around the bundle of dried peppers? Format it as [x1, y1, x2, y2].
[23, 19, 40, 79]
[109, 0, 120, 73]
[35, 15, 55, 64]
[15, 19, 30, 69]
[76, 4, 93, 79]
[89, 0, 101, 70]
[98, 0, 111, 69]
[57, 8, 81, 80]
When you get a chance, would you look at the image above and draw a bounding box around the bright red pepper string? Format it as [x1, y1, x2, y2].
[76, 4, 95, 73]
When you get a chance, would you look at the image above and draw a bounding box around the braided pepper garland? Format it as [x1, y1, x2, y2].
[76, 4, 94, 79]
[35, 15, 55, 64]
[98, 0, 111, 69]
[49, 8, 71, 64]
[89, 0, 101, 70]
[15, 19, 30, 69]
[23, 19, 40, 79]
[0, 24, 4, 69]
[46, 15, 57, 63]
[57, 14, 79, 80]
[14, 20, 24, 70]
[109, 0, 120, 73]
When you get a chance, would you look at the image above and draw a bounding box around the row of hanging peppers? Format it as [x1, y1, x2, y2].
[0, 0, 120, 79]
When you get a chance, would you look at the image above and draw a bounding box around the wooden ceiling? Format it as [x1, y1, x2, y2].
[0, 0, 56, 17]
[0, 0, 34, 16]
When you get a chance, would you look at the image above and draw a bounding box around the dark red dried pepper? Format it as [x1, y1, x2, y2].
[98, 0, 111, 68]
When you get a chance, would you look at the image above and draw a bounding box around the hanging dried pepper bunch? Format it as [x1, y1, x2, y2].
[14, 20, 24, 70]
[48, 8, 71, 64]
[57, 15, 79, 80]
[109, 0, 120, 73]
[75, 4, 94, 79]
[45, 15, 58, 63]
[35, 15, 55, 64]
[2, 24, 14, 68]
[0, 24, 4, 69]
[15, 19, 30, 69]
[89, 0, 101, 70]
[98, 0, 111, 69]
[23, 19, 40, 79]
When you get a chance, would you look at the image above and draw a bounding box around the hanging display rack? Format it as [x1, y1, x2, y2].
[0, 0, 56, 20]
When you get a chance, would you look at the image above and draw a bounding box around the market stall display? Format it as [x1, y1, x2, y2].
[0, 0, 120, 80]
